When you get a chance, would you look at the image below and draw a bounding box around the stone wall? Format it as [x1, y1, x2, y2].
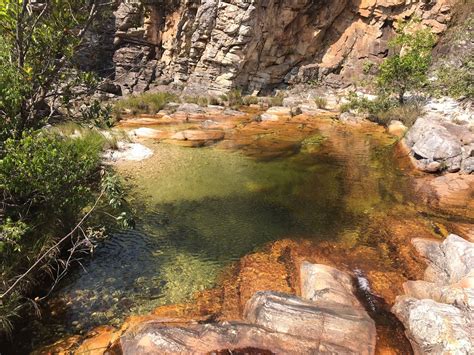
[107, 0, 456, 94]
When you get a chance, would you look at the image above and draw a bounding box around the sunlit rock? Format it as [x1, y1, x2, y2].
[392, 235, 474, 354]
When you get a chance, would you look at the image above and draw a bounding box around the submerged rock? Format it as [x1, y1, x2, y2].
[392, 234, 474, 354]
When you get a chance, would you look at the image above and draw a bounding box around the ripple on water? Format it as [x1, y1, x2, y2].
[16, 119, 415, 352]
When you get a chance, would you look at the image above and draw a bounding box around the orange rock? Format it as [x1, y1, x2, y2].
[74, 325, 116, 355]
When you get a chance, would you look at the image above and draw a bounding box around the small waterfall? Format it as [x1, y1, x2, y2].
[353, 268, 378, 313]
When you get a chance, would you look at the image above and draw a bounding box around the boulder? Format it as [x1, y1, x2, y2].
[392, 297, 472, 354]
[387, 120, 407, 138]
[103, 142, 153, 162]
[118, 262, 376, 354]
[128, 127, 163, 139]
[245, 291, 375, 354]
[392, 235, 474, 354]
[404, 116, 474, 173]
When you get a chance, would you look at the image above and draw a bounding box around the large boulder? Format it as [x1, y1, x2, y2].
[403, 116, 474, 173]
[392, 235, 474, 354]
[119, 262, 376, 354]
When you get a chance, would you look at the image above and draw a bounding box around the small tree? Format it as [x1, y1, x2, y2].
[0, 0, 108, 140]
[377, 22, 436, 104]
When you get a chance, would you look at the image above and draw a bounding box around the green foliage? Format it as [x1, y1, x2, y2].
[80, 100, 115, 128]
[343, 91, 422, 127]
[269, 93, 285, 107]
[433, 55, 474, 99]
[183, 96, 210, 107]
[0, 131, 104, 216]
[227, 89, 243, 108]
[377, 23, 436, 103]
[0, 0, 106, 139]
[377, 101, 425, 128]
[114, 92, 179, 115]
[0, 219, 28, 253]
[314, 96, 328, 109]
[242, 95, 259, 105]
[362, 60, 375, 75]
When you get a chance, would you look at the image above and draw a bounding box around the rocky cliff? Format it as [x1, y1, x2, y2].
[107, 0, 455, 95]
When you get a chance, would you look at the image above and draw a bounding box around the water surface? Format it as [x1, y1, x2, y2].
[14, 116, 416, 352]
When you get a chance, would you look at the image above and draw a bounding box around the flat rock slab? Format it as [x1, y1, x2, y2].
[245, 291, 376, 354]
[119, 262, 376, 354]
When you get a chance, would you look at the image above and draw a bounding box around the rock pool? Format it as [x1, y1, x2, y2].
[8, 113, 445, 353]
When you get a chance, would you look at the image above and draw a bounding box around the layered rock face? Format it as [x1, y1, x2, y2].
[110, 0, 453, 94]
[120, 262, 376, 354]
[393, 235, 474, 354]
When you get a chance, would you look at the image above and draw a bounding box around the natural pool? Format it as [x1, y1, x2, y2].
[10, 115, 424, 353]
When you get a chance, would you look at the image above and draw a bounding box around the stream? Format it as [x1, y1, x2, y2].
[8, 113, 435, 353]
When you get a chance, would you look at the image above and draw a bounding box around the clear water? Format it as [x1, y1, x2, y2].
[12, 117, 414, 352]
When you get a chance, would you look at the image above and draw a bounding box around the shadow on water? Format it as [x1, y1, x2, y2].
[7, 120, 414, 353]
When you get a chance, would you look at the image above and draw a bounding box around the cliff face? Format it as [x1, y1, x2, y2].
[110, 0, 455, 95]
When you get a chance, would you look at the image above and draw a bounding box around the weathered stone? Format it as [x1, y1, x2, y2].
[118, 262, 376, 354]
[404, 116, 474, 173]
[245, 291, 376, 354]
[387, 120, 407, 138]
[300, 262, 360, 308]
[392, 297, 473, 355]
[95, 0, 453, 94]
[393, 235, 474, 354]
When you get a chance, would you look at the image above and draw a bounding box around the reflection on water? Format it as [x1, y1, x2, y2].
[16, 117, 413, 351]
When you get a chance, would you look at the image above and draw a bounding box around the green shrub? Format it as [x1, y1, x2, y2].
[269, 93, 285, 107]
[0, 131, 105, 216]
[114, 92, 179, 115]
[314, 96, 328, 109]
[377, 102, 424, 128]
[183, 96, 209, 107]
[242, 95, 259, 105]
[227, 89, 243, 108]
[376, 22, 436, 103]
[433, 56, 474, 99]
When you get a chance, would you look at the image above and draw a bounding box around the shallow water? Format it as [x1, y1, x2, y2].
[11, 116, 418, 352]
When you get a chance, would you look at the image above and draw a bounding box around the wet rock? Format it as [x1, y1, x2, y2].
[118, 262, 375, 354]
[387, 120, 407, 138]
[300, 262, 360, 308]
[413, 174, 474, 219]
[392, 235, 474, 354]
[245, 291, 375, 354]
[170, 130, 225, 142]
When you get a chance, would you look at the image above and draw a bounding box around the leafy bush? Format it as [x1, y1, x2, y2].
[377, 102, 425, 128]
[0, 131, 105, 218]
[343, 91, 423, 127]
[433, 55, 474, 99]
[114, 92, 179, 115]
[314, 96, 328, 109]
[377, 22, 436, 103]
[183, 96, 209, 107]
